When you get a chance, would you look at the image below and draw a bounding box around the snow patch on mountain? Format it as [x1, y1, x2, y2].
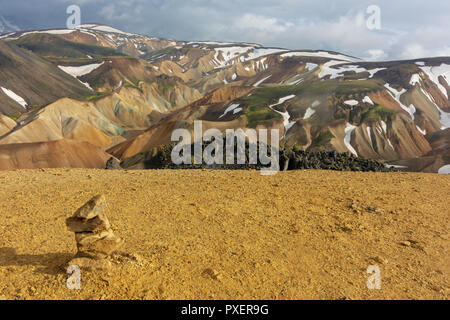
[367, 68, 386, 78]
[58, 62, 105, 91]
[7, 28, 76, 39]
[318, 60, 347, 79]
[384, 83, 415, 120]
[387, 139, 395, 150]
[277, 95, 296, 105]
[408, 104, 417, 120]
[268, 95, 296, 135]
[303, 108, 316, 119]
[345, 100, 359, 106]
[344, 123, 358, 156]
[58, 62, 104, 77]
[436, 108, 450, 129]
[281, 51, 359, 62]
[213, 46, 287, 68]
[188, 41, 260, 47]
[253, 75, 272, 87]
[219, 103, 240, 118]
[416, 125, 426, 135]
[39, 29, 76, 35]
[8, 24, 142, 41]
[336, 65, 367, 76]
[419, 64, 450, 99]
[410, 74, 421, 86]
[419, 88, 450, 129]
[189, 41, 238, 46]
[252, 48, 288, 61]
[288, 76, 304, 85]
[380, 121, 387, 134]
[366, 126, 373, 147]
[319, 63, 385, 80]
[114, 80, 123, 91]
[363, 96, 374, 105]
[1, 87, 28, 109]
[213, 47, 251, 67]
[78, 24, 134, 36]
[305, 63, 318, 71]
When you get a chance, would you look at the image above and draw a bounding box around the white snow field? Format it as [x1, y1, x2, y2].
[344, 123, 358, 156]
[1, 87, 28, 109]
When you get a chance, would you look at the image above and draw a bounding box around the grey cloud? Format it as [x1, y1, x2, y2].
[0, 0, 449, 60]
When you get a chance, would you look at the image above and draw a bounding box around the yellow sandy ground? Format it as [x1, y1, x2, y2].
[0, 169, 448, 300]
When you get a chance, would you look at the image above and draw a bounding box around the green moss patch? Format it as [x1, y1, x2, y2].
[361, 104, 397, 122]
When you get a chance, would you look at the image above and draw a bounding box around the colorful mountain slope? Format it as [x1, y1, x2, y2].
[0, 24, 448, 172]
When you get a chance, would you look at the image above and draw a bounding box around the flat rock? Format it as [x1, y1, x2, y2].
[202, 268, 222, 281]
[75, 229, 114, 246]
[66, 213, 111, 233]
[73, 195, 107, 220]
[77, 234, 123, 259]
[67, 257, 112, 271]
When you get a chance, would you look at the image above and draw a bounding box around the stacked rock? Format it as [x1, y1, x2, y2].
[66, 195, 123, 270]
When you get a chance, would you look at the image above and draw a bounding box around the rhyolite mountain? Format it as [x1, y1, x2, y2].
[0, 23, 448, 172]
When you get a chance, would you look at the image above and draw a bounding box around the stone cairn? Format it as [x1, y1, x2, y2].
[66, 195, 123, 270]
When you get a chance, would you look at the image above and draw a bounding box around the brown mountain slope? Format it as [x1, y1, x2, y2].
[0, 139, 110, 170]
[0, 77, 203, 150]
[0, 98, 121, 147]
[0, 114, 16, 136]
[0, 41, 90, 115]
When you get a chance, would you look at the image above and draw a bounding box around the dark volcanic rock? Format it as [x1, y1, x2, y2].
[120, 138, 394, 173]
[105, 157, 122, 170]
[279, 148, 390, 172]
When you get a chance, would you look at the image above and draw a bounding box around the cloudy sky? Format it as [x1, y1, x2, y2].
[1, 0, 449, 60]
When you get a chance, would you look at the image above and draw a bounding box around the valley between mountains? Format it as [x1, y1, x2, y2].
[0, 23, 449, 172]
